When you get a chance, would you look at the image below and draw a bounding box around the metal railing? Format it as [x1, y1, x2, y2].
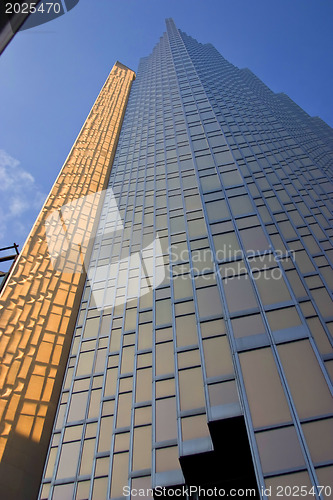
[0, 243, 19, 292]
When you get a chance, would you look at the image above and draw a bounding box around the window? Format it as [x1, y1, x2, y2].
[179, 367, 205, 410]
[156, 398, 178, 441]
[110, 453, 129, 497]
[203, 336, 233, 378]
[188, 217, 207, 238]
[175, 314, 197, 347]
[133, 426, 152, 469]
[136, 368, 152, 402]
[213, 232, 240, 261]
[67, 392, 88, 422]
[228, 195, 254, 216]
[239, 226, 269, 253]
[231, 314, 265, 338]
[239, 348, 292, 427]
[156, 298, 172, 325]
[196, 286, 223, 318]
[278, 340, 333, 418]
[200, 175, 221, 192]
[156, 342, 174, 375]
[173, 274, 193, 300]
[116, 393, 132, 427]
[206, 199, 229, 222]
[56, 441, 80, 479]
[208, 380, 239, 407]
[254, 270, 291, 305]
[223, 275, 257, 313]
[181, 414, 210, 440]
[265, 471, 312, 500]
[156, 446, 180, 473]
[220, 169, 242, 187]
[256, 426, 305, 473]
[302, 418, 333, 463]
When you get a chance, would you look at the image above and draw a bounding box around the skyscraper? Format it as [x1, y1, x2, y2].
[1, 18, 333, 500]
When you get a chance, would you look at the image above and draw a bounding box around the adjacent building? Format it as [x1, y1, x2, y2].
[1, 19, 333, 500]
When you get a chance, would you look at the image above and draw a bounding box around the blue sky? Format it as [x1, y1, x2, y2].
[0, 0, 332, 254]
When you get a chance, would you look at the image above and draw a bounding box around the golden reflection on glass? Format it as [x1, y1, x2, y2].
[0, 64, 135, 499]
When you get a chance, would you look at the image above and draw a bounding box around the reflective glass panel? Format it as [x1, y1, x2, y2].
[156, 398, 178, 442]
[278, 340, 333, 418]
[256, 426, 305, 473]
[239, 348, 292, 427]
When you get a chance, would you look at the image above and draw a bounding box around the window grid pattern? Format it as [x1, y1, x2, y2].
[39, 20, 333, 500]
[0, 62, 135, 500]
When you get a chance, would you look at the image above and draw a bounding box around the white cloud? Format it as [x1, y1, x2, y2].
[0, 149, 46, 247]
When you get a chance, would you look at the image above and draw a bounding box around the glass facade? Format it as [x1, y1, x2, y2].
[1, 18, 332, 500]
[38, 20, 333, 499]
[0, 62, 135, 500]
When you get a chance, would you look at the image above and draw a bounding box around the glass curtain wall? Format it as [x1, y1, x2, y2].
[39, 19, 333, 500]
